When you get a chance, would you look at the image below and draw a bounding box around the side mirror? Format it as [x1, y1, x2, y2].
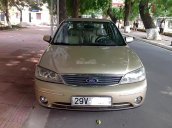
[43, 35, 51, 43]
[125, 37, 134, 43]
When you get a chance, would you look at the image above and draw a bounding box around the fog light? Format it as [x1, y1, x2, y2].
[40, 96, 48, 104]
[135, 96, 142, 104]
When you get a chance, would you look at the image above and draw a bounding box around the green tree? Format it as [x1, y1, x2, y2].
[10, 0, 30, 23]
[11, 0, 41, 23]
[112, 7, 123, 21]
[71, 0, 80, 18]
[139, 0, 155, 29]
[0, 0, 3, 10]
[44, 0, 111, 22]
[44, 0, 122, 23]
[0, 0, 12, 28]
[152, 0, 172, 17]
[139, 0, 161, 40]
[138, 0, 172, 40]
[106, 0, 118, 24]
[0, 0, 41, 27]
[67, 0, 80, 17]
[80, 0, 110, 14]
[59, 0, 67, 23]
[130, 1, 139, 21]
[124, 0, 132, 26]
[124, 0, 135, 32]
[106, 6, 123, 24]
[13, 0, 26, 23]
[43, 0, 67, 23]
[67, 0, 110, 17]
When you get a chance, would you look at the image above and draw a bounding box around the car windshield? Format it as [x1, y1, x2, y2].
[53, 21, 126, 46]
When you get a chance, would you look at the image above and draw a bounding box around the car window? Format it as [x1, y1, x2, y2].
[53, 21, 126, 46]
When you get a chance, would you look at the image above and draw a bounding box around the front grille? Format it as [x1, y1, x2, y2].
[62, 74, 122, 86]
[51, 102, 133, 111]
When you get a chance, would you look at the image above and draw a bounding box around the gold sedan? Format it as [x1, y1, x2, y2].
[35, 18, 147, 110]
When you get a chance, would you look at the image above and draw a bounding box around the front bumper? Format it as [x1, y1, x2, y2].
[35, 79, 147, 110]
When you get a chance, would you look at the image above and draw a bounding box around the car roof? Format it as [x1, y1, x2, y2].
[65, 18, 111, 23]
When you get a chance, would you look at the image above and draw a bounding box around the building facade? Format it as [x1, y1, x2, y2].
[0, 3, 50, 26]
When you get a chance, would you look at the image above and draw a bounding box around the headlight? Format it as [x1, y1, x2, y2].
[120, 67, 146, 84]
[35, 66, 63, 83]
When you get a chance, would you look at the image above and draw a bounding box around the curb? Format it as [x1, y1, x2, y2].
[122, 33, 172, 51]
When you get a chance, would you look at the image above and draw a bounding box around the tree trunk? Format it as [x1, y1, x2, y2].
[124, 0, 131, 26]
[107, 7, 117, 24]
[72, 0, 80, 18]
[14, 4, 23, 23]
[107, 0, 117, 24]
[124, 0, 132, 33]
[139, 0, 161, 40]
[59, 0, 67, 24]
[4, 0, 12, 28]
[139, 0, 155, 29]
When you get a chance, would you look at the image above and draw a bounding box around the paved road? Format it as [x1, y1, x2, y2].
[36, 39, 172, 128]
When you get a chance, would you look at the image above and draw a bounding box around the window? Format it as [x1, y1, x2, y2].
[168, 20, 172, 29]
[16, 13, 19, 19]
[0, 13, 5, 21]
[36, 13, 41, 20]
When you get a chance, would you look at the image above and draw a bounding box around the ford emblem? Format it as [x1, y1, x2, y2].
[86, 78, 99, 84]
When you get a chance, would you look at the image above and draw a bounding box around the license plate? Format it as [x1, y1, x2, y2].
[71, 97, 112, 106]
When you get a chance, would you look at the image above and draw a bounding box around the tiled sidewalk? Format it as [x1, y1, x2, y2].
[0, 51, 38, 128]
[0, 27, 49, 128]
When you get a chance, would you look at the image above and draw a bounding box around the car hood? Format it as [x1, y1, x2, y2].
[39, 45, 142, 75]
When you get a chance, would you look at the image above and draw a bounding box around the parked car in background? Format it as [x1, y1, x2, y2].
[35, 18, 147, 110]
